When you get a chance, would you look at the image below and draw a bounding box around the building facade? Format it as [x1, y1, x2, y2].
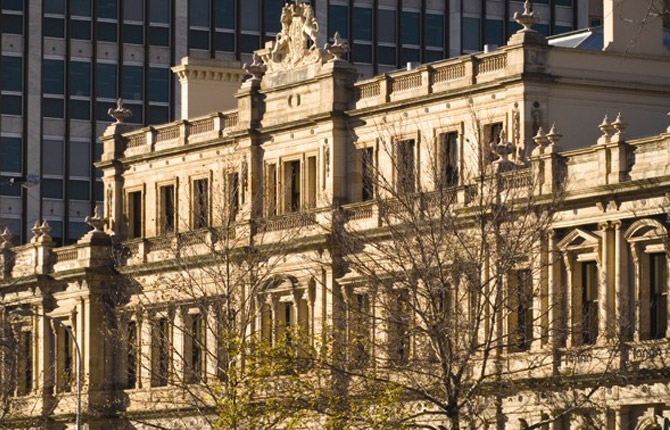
[0, 0, 590, 247]
[2, 0, 670, 429]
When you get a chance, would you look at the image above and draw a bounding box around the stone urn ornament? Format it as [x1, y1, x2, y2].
[108, 98, 132, 124]
[325, 31, 349, 61]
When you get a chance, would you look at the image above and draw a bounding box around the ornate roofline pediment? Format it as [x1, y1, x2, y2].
[557, 228, 600, 251]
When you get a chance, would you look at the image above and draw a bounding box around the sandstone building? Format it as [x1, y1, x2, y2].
[1, 1, 670, 429]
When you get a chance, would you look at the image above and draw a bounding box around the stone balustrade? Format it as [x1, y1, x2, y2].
[353, 51, 508, 108]
[122, 110, 239, 156]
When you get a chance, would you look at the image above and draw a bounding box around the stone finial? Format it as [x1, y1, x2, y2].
[85, 206, 106, 233]
[30, 221, 42, 243]
[546, 123, 562, 146]
[533, 126, 549, 148]
[598, 114, 615, 138]
[513, 0, 540, 32]
[492, 129, 514, 162]
[612, 112, 627, 135]
[38, 220, 52, 243]
[0, 227, 13, 249]
[243, 53, 266, 81]
[325, 31, 350, 61]
[107, 98, 132, 124]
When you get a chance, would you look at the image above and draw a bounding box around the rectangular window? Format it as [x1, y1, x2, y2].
[440, 132, 459, 187]
[306, 156, 317, 209]
[152, 318, 169, 387]
[284, 160, 301, 213]
[49, 220, 64, 247]
[186, 314, 204, 383]
[42, 179, 63, 199]
[360, 148, 374, 201]
[149, 67, 169, 103]
[70, 0, 90, 16]
[123, 0, 142, 21]
[96, 63, 117, 99]
[396, 139, 415, 194]
[462, 17, 481, 52]
[266, 163, 277, 217]
[378, 9, 396, 44]
[401, 11, 420, 46]
[215, 0, 234, 29]
[265, 0, 284, 34]
[159, 184, 175, 234]
[510, 269, 533, 351]
[69, 140, 90, 178]
[649, 253, 667, 339]
[388, 291, 410, 366]
[227, 172, 239, 219]
[70, 61, 91, 97]
[2, 0, 23, 11]
[425, 14, 444, 48]
[193, 179, 209, 229]
[15, 330, 32, 395]
[67, 221, 89, 243]
[189, 0, 209, 27]
[328, 4, 348, 39]
[43, 59, 65, 95]
[149, 0, 169, 23]
[1, 56, 22, 92]
[485, 19, 504, 47]
[122, 65, 143, 101]
[61, 327, 73, 392]
[97, 0, 117, 19]
[127, 190, 143, 239]
[350, 293, 370, 367]
[68, 180, 90, 201]
[45, 0, 65, 14]
[353, 7, 372, 41]
[240, 0, 259, 32]
[581, 261, 599, 345]
[123, 23, 143, 44]
[97, 21, 118, 42]
[1, 136, 23, 174]
[126, 321, 137, 389]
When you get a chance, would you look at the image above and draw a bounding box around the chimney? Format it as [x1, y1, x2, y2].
[603, 0, 668, 56]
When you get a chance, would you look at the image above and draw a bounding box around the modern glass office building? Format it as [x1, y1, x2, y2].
[0, 0, 588, 245]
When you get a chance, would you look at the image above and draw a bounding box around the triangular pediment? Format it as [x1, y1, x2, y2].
[557, 228, 600, 250]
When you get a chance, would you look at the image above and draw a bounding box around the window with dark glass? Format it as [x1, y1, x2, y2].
[43, 139, 64, 177]
[228, 173, 239, 219]
[402, 11, 420, 45]
[49, 220, 64, 247]
[214, 31, 234, 52]
[123, 0, 142, 21]
[239, 34, 259, 54]
[555, 25, 573, 35]
[96, 63, 117, 99]
[67, 222, 89, 243]
[240, 0, 259, 32]
[555, 0, 572, 5]
[266, 163, 277, 217]
[123, 23, 143, 44]
[485, 19, 504, 47]
[510, 269, 533, 351]
[649, 253, 667, 339]
[152, 318, 169, 387]
[388, 291, 410, 365]
[69, 141, 90, 178]
[265, 0, 284, 34]
[1, 56, 23, 116]
[45, 0, 65, 14]
[186, 314, 204, 383]
[352, 7, 372, 64]
[122, 65, 143, 100]
[43, 59, 65, 95]
[148, 106, 168, 125]
[215, 0, 235, 30]
[16, 330, 33, 395]
[189, 0, 209, 27]
[440, 132, 459, 187]
[42, 179, 64, 199]
[70, 61, 91, 97]
[2, 0, 23, 11]
[535, 24, 550, 37]
[97, 0, 117, 19]
[425, 14, 444, 48]
[71, 0, 91, 16]
[127, 190, 143, 238]
[123, 0, 143, 44]
[150, 0, 169, 23]
[350, 293, 370, 367]
[378, 9, 397, 65]
[61, 326, 73, 392]
[396, 139, 415, 194]
[159, 185, 175, 233]
[149, 67, 169, 103]
[285, 161, 301, 212]
[328, 4, 348, 39]
[1, 12, 23, 35]
[44, 17, 65, 38]
[97, 21, 118, 42]
[307, 156, 317, 209]
[193, 179, 209, 229]
[462, 17, 481, 52]
[1, 136, 23, 174]
[581, 261, 598, 345]
[360, 148, 374, 201]
[126, 321, 137, 389]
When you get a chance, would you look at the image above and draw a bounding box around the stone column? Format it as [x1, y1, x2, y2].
[598, 222, 611, 343]
[171, 308, 184, 384]
[563, 253, 573, 348]
[139, 313, 152, 389]
[613, 221, 626, 339]
[205, 303, 217, 382]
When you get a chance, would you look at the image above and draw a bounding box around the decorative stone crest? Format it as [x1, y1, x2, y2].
[108, 98, 132, 124]
[513, 0, 540, 32]
[261, 0, 325, 73]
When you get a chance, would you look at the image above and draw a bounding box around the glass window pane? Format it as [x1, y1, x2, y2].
[149, 67, 169, 102]
[425, 14, 443, 47]
[189, 0, 209, 27]
[425, 49, 443, 62]
[44, 0, 65, 14]
[42, 179, 63, 199]
[485, 19, 503, 47]
[148, 105, 169, 124]
[0, 95, 22, 115]
[43, 59, 65, 95]
[378, 45, 396, 65]
[68, 221, 89, 241]
[328, 5, 348, 39]
[215, 0, 234, 29]
[353, 7, 372, 41]
[149, 0, 169, 23]
[239, 34, 259, 53]
[96, 63, 117, 99]
[214, 31, 234, 52]
[71, 0, 91, 17]
[1, 136, 22, 173]
[1, 14, 23, 34]
[43, 98, 64, 118]
[401, 47, 419, 64]
[70, 99, 91, 120]
[70, 61, 91, 97]
[124, 0, 143, 21]
[125, 103, 143, 123]
[49, 220, 63, 246]
[149, 27, 169, 46]
[43, 139, 64, 176]
[352, 43, 372, 63]
[536, 24, 550, 36]
[123, 23, 143, 43]
[508, 20, 523, 37]
[378, 9, 396, 44]
[462, 17, 481, 51]
[122, 65, 143, 100]
[265, 0, 284, 34]
[556, 0, 572, 5]
[68, 180, 90, 200]
[240, 0, 259, 32]
[401, 11, 420, 45]
[95, 101, 116, 121]
[94, 181, 103, 201]
[1, 56, 22, 92]
[189, 29, 210, 50]
[555, 25, 573, 35]
[43, 17, 65, 37]
[70, 19, 91, 39]
[2, 0, 23, 12]
[97, 0, 117, 19]
[97, 21, 117, 42]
